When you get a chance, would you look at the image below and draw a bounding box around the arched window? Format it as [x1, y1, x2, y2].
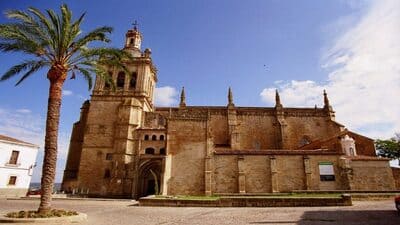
[130, 38, 134, 44]
[145, 148, 155, 154]
[349, 147, 355, 156]
[160, 135, 165, 141]
[299, 136, 311, 147]
[152, 135, 157, 141]
[130, 72, 137, 89]
[160, 148, 166, 155]
[144, 135, 149, 140]
[117, 72, 125, 88]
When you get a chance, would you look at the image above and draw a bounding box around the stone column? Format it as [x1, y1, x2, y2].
[270, 156, 278, 192]
[303, 156, 312, 190]
[205, 156, 212, 196]
[227, 108, 240, 149]
[204, 116, 213, 196]
[238, 156, 246, 193]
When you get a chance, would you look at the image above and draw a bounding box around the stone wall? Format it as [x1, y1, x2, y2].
[210, 114, 229, 146]
[242, 156, 271, 193]
[213, 155, 238, 193]
[350, 159, 396, 190]
[284, 116, 340, 150]
[74, 98, 130, 197]
[391, 167, 400, 190]
[275, 155, 306, 192]
[212, 154, 347, 194]
[237, 114, 278, 149]
[166, 119, 207, 195]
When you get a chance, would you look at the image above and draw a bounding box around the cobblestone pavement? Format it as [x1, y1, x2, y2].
[0, 199, 399, 225]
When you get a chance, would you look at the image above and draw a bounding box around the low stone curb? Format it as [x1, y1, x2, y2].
[0, 213, 87, 223]
[139, 194, 352, 207]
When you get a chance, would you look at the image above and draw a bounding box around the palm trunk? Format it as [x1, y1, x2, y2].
[38, 67, 66, 214]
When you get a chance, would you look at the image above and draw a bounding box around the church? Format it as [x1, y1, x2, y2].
[62, 25, 396, 199]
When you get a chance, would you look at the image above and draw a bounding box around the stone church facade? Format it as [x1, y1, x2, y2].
[62, 26, 396, 198]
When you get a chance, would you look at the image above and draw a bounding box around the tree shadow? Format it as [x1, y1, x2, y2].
[249, 210, 399, 225]
[298, 210, 400, 225]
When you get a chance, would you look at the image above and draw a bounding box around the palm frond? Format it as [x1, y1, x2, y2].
[28, 7, 58, 52]
[60, 4, 72, 59]
[15, 61, 47, 85]
[69, 26, 112, 56]
[1, 60, 47, 81]
[76, 67, 93, 90]
[0, 3, 131, 91]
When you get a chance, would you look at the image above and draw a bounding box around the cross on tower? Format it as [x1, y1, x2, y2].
[132, 20, 139, 30]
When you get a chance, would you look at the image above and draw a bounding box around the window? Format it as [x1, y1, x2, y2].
[130, 72, 137, 89]
[144, 135, 149, 140]
[152, 135, 157, 141]
[8, 176, 17, 185]
[130, 38, 134, 44]
[9, 150, 19, 165]
[299, 136, 311, 147]
[117, 72, 125, 88]
[160, 148, 166, 155]
[105, 153, 113, 160]
[145, 148, 155, 154]
[160, 135, 165, 141]
[104, 169, 111, 179]
[319, 162, 335, 181]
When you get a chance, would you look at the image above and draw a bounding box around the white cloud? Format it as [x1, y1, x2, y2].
[154, 86, 178, 107]
[260, 0, 400, 139]
[16, 108, 31, 114]
[62, 89, 73, 96]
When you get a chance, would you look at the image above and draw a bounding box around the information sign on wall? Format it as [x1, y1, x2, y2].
[319, 162, 335, 181]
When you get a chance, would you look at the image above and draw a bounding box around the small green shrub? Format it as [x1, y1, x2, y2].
[6, 209, 78, 218]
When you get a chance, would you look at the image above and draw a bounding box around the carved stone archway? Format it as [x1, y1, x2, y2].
[136, 159, 163, 198]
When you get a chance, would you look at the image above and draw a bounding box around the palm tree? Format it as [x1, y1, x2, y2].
[0, 4, 128, 214]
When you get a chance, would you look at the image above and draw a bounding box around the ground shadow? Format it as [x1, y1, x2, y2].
[298, 210, 399, 225]
[250, 210, 399, 225]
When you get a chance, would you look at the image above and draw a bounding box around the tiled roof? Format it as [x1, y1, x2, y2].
[0, 134, 39, 148]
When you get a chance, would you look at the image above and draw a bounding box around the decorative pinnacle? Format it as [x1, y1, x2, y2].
[179, 86, 186, 108]
[228, 87, 234, 107]
[275, 89, 282, 107]
[323, 89, 330, 107]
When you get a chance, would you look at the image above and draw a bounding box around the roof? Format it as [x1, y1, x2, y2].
[0, 134, 39, 148]
[297, 129, 374, 150]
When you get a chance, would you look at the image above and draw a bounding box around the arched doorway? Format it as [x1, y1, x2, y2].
[137, 160, 162, 198]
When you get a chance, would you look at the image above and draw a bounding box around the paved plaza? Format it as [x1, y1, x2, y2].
[0, 199, 399, 225]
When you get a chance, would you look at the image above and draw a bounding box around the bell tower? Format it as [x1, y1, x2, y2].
[92, 22, 157, 112]
[69, 24, 158, 197]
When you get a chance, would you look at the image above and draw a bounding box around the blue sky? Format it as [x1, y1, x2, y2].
[0, 0, 399, 182]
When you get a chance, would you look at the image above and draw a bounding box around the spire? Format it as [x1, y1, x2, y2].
[323, 90, 331, 110]
[179, 87, 186, 108]
[323, 90, 335, 120]
[275, 89, 282, 108]
[228, 87, 234, 107]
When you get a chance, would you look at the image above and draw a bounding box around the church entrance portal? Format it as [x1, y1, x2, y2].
[137, 160, 163, 198]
